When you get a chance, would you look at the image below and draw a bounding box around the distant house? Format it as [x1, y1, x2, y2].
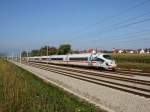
[112, 48, 117, 53]
[118, 50, 123, 53]
[129, 51, 134, 54]
[87, 48, 94, 53]
[125, 49, 135, 54]
[140, 49, 145, 54]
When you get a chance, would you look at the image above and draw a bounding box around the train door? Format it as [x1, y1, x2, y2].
[65, 55, 69, 65]
[88, 55, 93, 66]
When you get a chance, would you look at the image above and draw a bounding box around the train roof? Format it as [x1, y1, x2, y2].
[68, 53, 92, 57]
[68, 53, 105, 57]
[29, 56, 51, 58]
[28, 53, 107, 59]
[50, 55, 66, 58]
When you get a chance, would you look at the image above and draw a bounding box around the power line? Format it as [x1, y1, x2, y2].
[83, 30, 150, 46]
[64, 0, 150, 43]
[112, 18, 150, 30]
[111, 36, 150, 48]
[91, 29, 150, 42]
[67, 17, 150, 44]
[82, 0, 150, 32]
[105, 11, 150, 29]
[67, 11, 150, 43]
[112, 33, 150, 42]
[88, 17, 150, 42]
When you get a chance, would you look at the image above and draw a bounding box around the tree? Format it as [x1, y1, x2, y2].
[0, 52, 6, 58]
[31, 50, 40, 56]
[57, 44, 71, 55]
[40, 46, 57, 56]
[40, 46, 48, 56]
[49, 47, 57, 55]
[21, 51, 27, 57]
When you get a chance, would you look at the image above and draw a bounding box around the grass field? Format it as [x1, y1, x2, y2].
[112, 54, 150, 72]
[0, 59, 104, 112]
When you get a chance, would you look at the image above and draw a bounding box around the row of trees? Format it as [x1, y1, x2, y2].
[22, 44, 71, 57]
[0, 53, 6, 58]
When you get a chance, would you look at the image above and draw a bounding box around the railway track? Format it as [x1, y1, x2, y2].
[28, 62, 150, 84]
[29, 61, 150, 77]
[115, 69, 150, 77]
[27, 62, 150, 98]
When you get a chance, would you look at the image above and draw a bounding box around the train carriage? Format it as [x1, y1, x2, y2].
[50, 55, 67, 64]
[28, 52, 116, 70]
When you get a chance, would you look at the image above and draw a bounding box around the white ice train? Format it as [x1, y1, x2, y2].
[28, 52, 117, 70]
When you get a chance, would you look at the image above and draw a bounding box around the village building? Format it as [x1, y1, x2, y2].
[118, 50, 123, 53]
[140, 49, 145, 54]
[129, 51, 134, 54]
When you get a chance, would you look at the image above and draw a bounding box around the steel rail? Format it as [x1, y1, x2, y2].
[29, 62, 150, 98]
[29, 62, 150, 86]
[33, 61, 150, 77]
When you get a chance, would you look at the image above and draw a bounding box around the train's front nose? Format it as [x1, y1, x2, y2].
[108, 60, 117, 69]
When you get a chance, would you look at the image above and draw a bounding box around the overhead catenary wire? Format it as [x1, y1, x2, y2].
[84, 29, 150, 49]
[109, 11, 150, 27]
[67, 17, 150, 45]
[112, 35, 150, 49]
[66, 11, 150, 43]
[93, 18, 150, 40]
[110, 33, 150, 43]
[70, 0, 150, 35]
[63, 0, 150, 43]
[90, 29, 150, 42]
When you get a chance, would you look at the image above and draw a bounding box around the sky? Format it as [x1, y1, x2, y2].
[0, 0, 150, 54]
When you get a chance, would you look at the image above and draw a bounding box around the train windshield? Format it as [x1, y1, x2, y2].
[103, 55, 113, 60]
[95, 58, 104, 61]
[93, 57, 104, 62]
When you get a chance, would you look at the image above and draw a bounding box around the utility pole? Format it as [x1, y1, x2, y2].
[20, 50, 21, 63]
[17, 53, 19, 62]
[47, 45, 48, 56]
[11, 52, 14, 61]
[27, 50, 28, 57]
[7, 56, 8, 61]
[96, 48, 97, 53]
[26, 50, 29, 62]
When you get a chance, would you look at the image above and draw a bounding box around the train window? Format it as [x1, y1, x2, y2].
[103, 55, 113, 60]
[42, 58, 49, 60]
[51, 58, 63, 60]
[69, 57, 88, 61]
[35, 58, 40, 60]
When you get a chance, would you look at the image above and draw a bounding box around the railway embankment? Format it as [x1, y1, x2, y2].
[11, 61, 150, 112]
[0, 59, 103, 112]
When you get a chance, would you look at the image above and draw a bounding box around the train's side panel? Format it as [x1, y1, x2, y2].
[67, 61, 88, 66]
[49, 60, 68, 65]
[49, 55, 67, 65]
[67, 54, 91, 66]
[28, 53, 116, 69]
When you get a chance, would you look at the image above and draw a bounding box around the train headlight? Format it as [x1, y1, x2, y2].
[106, 63, 109, 66]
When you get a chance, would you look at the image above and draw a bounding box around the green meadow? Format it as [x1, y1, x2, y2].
[112, 54, 150, 72]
